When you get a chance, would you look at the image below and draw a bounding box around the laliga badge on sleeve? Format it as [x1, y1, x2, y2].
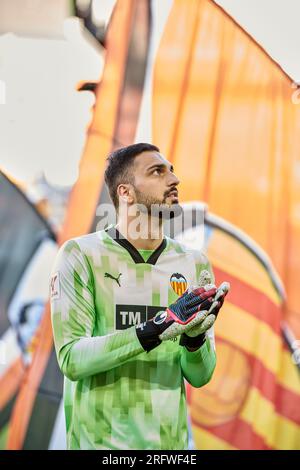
[50, 272, 60, 300]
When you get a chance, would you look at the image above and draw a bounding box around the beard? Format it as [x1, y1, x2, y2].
[132, 186, 182, 220]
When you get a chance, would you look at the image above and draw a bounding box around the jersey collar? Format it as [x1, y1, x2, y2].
[105, 226, 167, 265]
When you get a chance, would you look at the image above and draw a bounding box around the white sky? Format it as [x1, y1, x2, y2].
[0, 17, 103, 187]
[0, 0, 299, 189]
[215, 0, 300, 81]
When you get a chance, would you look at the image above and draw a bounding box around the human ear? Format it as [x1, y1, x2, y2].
[117, 184, 134, 204]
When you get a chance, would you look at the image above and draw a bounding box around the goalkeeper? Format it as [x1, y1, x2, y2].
[50, 143, 229, 450]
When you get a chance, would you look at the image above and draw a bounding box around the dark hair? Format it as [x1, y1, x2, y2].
[104, 143, 159, 209]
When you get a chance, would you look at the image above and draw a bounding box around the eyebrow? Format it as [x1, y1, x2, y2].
[147, 163, 174, 172]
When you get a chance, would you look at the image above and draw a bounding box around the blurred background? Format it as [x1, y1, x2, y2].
[0, 0, 299, 450]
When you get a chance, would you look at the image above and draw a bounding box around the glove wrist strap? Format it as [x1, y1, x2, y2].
[135, 321, 162, 352]
[179, 332, 206, 349]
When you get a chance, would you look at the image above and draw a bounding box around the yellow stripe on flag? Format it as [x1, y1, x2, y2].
[240, 387, 300, 449]
[192, 425, 237, 450]
[216, 303, 299, 395]
[208, 231, 282, 306]
[279, 349, 300, 395]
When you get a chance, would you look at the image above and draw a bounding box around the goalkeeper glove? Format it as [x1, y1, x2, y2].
[135, 285, 217, 352]
[179, 281, 230, 349]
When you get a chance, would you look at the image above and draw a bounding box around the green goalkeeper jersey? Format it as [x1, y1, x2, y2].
[50, 225, 216, 450]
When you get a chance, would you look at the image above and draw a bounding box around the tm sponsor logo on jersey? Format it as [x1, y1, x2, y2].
[115, 305, 167, 330]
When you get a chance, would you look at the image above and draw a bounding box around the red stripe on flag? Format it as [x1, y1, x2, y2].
[210, 267, 300, 425]
[215, 337, 300, 426]
[213, 266, 282, 334]
[192, 413, 272, 450]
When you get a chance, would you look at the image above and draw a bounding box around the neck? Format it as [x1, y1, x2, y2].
[116, 212, 164, 250]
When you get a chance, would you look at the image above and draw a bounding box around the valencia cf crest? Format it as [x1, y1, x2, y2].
[170, 273, 187, 296]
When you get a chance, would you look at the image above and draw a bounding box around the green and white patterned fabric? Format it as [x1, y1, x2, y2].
[50, 225, 216, 450]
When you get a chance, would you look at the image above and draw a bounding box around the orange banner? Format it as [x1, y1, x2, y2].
[153, 0, 300, 338]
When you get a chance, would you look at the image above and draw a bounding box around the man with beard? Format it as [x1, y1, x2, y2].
[50, 143, 228, 450]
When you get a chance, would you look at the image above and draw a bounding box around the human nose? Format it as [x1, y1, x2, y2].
[168, 172, 180, 187]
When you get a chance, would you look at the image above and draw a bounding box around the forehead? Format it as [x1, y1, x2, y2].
[133, 151, 171, 171]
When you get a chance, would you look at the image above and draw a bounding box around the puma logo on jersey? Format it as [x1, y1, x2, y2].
[104, 272, 122, 287]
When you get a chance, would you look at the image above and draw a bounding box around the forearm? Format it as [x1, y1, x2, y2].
[56, 326, 144, 381]
[180, 337, 216, 388]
